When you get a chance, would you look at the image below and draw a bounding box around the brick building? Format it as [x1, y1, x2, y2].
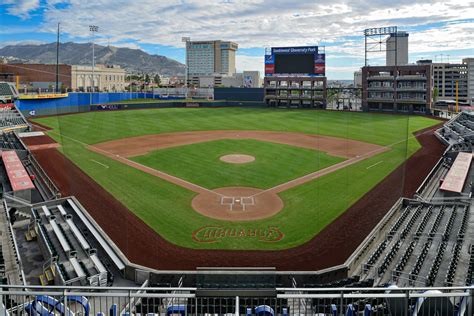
[362, 64, 433, 114]
[0, 64, 72, 90]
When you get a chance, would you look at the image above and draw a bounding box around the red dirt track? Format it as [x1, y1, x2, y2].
[30, 124, 445, 271]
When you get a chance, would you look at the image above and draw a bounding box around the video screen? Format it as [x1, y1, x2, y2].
[274, 53, 314, 74]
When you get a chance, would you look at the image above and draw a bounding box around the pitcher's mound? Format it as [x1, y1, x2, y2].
[220, 154, 255, 164]
[192, 187, 283, 221]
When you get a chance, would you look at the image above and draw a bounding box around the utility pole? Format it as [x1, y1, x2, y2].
[89, 25, 99, 105]
[456, 80, 459, 113]
[181, 37, 190, 99]
[55, 23, 60, 93]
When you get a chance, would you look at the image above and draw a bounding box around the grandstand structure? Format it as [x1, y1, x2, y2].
[345, 112, 474, 292]
[26, 198, 123, 286]
[0, 82, 29, 133]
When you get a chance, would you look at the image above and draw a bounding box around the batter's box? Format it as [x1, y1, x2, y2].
[241, 197, 255, 206]
[221, 197, 234, 205]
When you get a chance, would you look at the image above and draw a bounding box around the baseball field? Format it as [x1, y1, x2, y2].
[31, 108, 439, 252]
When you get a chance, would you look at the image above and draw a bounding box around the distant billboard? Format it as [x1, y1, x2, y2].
[243, 76, 253, 88]
[264, 46, 325, 77]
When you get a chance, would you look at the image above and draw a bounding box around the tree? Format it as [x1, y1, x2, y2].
[154, 74, 161, 86]
[433, 87, 439, 103]
[145, 74, 150, 84]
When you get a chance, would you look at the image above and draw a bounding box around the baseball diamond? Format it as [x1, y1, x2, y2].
[27, 107, 442, 270]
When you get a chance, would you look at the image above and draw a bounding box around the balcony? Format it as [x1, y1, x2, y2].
[396, 75, 427, 81]
[397, 86, 426, 91]
[367, 75, 395, 81]
[397, 97, 427, 104]
[367, 96, 394, 102]
[288, 94, 302, 99]
[367, 86, 394, 91]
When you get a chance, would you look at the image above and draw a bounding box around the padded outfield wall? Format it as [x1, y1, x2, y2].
[16, 92, 156, 117]
[16, 89, 266, 117]
[214, 87, 264, 101]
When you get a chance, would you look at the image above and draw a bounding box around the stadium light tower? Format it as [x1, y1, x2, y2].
[89, 25, 99, 104]
[181, 37, 190, 99]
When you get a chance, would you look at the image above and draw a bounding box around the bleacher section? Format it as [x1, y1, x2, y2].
[0, 132, 24, 150]
[27, 198, 124, 286]
[0, 82, 29, 132]
[0, 106, 29, 132]
[0, 82, 18, 105]
[436, 111, 474, 149]
[355, 201, 473, 287]
[348, 112, 474, 288]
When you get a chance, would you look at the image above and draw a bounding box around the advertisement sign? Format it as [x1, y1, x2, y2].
[19, 93, 69, 100]
[243, 76, 253, 88]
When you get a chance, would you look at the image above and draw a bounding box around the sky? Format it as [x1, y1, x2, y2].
[0, 0, 473, 80]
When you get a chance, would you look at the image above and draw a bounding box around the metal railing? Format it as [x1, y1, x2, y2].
[0, 285, 471, 315]
[27, 154, 61, 200]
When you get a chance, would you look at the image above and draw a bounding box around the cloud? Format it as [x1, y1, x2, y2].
[4, 0, 474, 78]
[236, 55, 263, 74]
[0, 40, 46, 48]
[40, 0, 474, 49]
[3, 0, 40, 19]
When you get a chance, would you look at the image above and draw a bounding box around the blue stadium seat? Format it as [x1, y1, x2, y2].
[345, 304, 355, 316]
[255, 305, 274, 316]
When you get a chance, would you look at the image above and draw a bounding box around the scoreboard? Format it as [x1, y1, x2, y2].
[265, 46, 325, 77]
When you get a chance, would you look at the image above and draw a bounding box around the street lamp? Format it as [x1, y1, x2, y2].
[181, 37, 190, 99]
[89, 25, 99, 105]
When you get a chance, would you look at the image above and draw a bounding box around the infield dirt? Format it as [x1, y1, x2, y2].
[92, 130, 384, 159]
[88, 130, 387, 221]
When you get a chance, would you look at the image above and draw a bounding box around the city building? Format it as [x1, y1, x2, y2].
[71, 64, 127, 92]
[0, 63, 72, 91]
[362, 64, 432, 113]
[354, 70, 362, 87]
[417, 59, 472, 105]
[464, 58, 474, 105]
[0, 63, 127, 92]
[386, 31, 409, 66]
[193, 71, 262, 88]
[432, 62, 469, 104]
[186, 40, 238, 84]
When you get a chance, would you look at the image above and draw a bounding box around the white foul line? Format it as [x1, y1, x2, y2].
[366, 161, 383, 169]
[90, 159, 109, 169]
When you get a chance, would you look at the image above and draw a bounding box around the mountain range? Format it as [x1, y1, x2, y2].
[0, 42, 185, 76]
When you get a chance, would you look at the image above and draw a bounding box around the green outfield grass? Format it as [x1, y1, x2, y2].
[131, 139, 345, 189]
[32, 108, 440, 250]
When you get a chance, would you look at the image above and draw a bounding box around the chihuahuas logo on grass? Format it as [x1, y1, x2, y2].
[192, 225, 284, 243]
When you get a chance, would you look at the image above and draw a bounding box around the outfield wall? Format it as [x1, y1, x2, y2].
[17, 91, 266, 117]
[214, 87, 264, 101]
[16, 92, 182, 117]
[91, 101, 265, 112]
